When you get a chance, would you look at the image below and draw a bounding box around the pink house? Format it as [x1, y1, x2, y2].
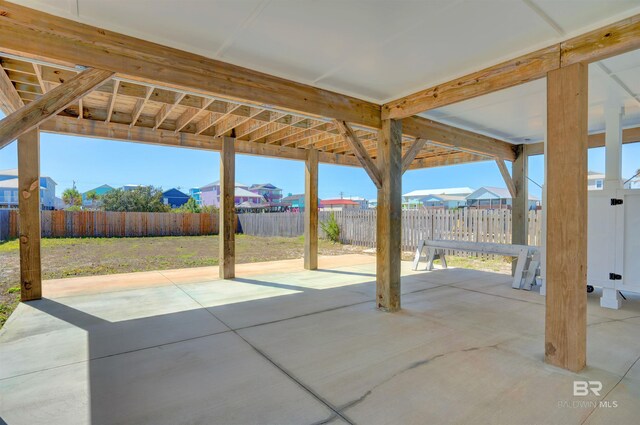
[200, 181, 266, 207]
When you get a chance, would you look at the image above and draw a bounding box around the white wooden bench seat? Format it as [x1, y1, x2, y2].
[412, 239, 540, 290]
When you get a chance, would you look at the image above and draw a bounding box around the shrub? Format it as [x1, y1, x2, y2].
[320, 212, 340, 243]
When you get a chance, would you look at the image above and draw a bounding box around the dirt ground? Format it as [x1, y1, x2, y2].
[0, 235, 511, 327]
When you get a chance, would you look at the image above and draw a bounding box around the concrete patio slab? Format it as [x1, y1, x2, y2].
[1, 255, 639, 425]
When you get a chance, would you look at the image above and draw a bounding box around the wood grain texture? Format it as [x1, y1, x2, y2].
[304, 149, 318, 270]
[402, 116, 516, 160]
[376, 119, 403, 312]
[495, 159, 516, 198]
[545, 63, 588, 372]
[334, 120, 382, 188]
[401, 138, 427, 173]
[0, 64, 24, 114]
[0, 68, 113, 148]
[17, 128, 41, 301]
[0, 1, 380, 128]
[511, 145, 528, 274]
[384, 46, 560, 118]
[561, 14, 640, 66]
[219, 136, 235, 279]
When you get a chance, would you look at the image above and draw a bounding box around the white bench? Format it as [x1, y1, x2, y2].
[412, 239, 540, 290]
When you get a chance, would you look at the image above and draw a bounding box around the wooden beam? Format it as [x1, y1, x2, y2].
[545, 62, 588, 372]
[0, 64, 24, 114]
[154, 93, 185, 130]
[384, 46, 559, 119]
[219, 136, 235, 279]
[402, 116, 516, 160]
[130, 86, 153, 127]
[401, 138, 427, 173]
[174, 98, 214, 133]
[511, 145, 528, 274]
[304, 149, 318, 270]
[408, 151, 488, 170]
[39, 116, 363, 168]
[0, 68, 114, 149]
[334, 120, 382, 189]
[376, 119, 403, 312]
[561, 14, 640, 66]
[105, 80, 119, 123]
[495, 159, 515, 197]
[527, 125, 640, 155]
[17, 128, 41, 301]
[32, 64, 47, 94]
[383, 13, 640, 118]
[0, 1, 381, 129]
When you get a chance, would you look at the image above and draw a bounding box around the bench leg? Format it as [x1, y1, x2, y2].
[426, 248, 436, 271]
[412, 241, 425, 271]
[512, 248, 529, 289]
[440, 251, 448, 269]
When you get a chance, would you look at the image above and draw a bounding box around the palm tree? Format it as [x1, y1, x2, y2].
[62, 187, 82, 207]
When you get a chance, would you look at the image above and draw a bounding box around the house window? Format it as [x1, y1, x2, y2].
[596, 180, 603, 189]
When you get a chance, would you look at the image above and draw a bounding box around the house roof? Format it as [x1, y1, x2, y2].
[588, 171, 606, 180]
[0, 178, 45, 190]
[83, 184, 114, 195]
[249, 183, 279, 190]
[0, 168, 56, 185]
[467, 186, 540, 201]
[235, 187, 265, 199]
[321, 199, 359, 206]
[282, 194, 304, 202]
[403, 187, 475, 197]
[423, 194, 468, 202]
[162, 188, 189, 197]
[201, 181, 250, 190]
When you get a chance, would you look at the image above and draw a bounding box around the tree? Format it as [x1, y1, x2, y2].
[174, 197, 201, 213]
[85, 190, 99, 202]
[101, 186, 170, 212]
[62, 187, 82, 207]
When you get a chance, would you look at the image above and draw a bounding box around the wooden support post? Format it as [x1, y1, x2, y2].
[18, 128, 42, 301]
[545, 62, 588, 372]
[219, 136, 235, 279]
[376, 119, 403, 312]
[511, 145, 528, 274]
[304, 149, 318, 270]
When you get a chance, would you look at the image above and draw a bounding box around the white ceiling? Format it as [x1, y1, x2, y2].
[7, 0, 640, 144]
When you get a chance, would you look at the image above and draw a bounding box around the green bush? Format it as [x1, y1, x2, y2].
[320, 212, 340, 243]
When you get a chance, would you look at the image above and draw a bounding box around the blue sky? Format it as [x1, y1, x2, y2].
[0, 132, 638, 200]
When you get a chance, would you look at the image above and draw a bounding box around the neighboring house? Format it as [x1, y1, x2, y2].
[122, 184, 144, 191]
[625, 177, 640, 189]
[344, 196, 368, 209]
[420, 194, 468, 209]
[162, 188, 190, 208]
[588, 171, 605, 190]
[200, 181, 265, 207]
[0, 168, 57, 210]
[249, 183, 282, 203]
[466, 186, 539, 210]
[368, 199, 377, 209]
[320, 199, 360, 211]
[82, 184, 114, 207]
[282, 193, 306, 211]
[189, 188, 202, 206]
[402, 187, 474, 209]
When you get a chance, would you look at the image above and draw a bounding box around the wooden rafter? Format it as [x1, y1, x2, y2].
[196, 103, 241, 135]
[0, 63, 24, 114]
[213, 107, 261, 137]
[0, 68, 114, 149]
[0, 1, 381, 129]
[334, 120, 382, 188]
[495, 159, 516, 197]
[154, 92, 185, 130]
[401, 138, 427, 173]
[105, 80, 119, 123]
[130, 86, 153, 127]
[235, 111, 285, 139]
[175, 98, 214, 133]
[32, 64, 47, 94]
[384, 13, 640, 119]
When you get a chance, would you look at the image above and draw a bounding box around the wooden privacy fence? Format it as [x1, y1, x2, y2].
[1, 210, 219, 239]
[238, 209, 543, 252]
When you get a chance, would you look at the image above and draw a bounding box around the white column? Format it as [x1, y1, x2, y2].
[604, 91, 624, 191]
